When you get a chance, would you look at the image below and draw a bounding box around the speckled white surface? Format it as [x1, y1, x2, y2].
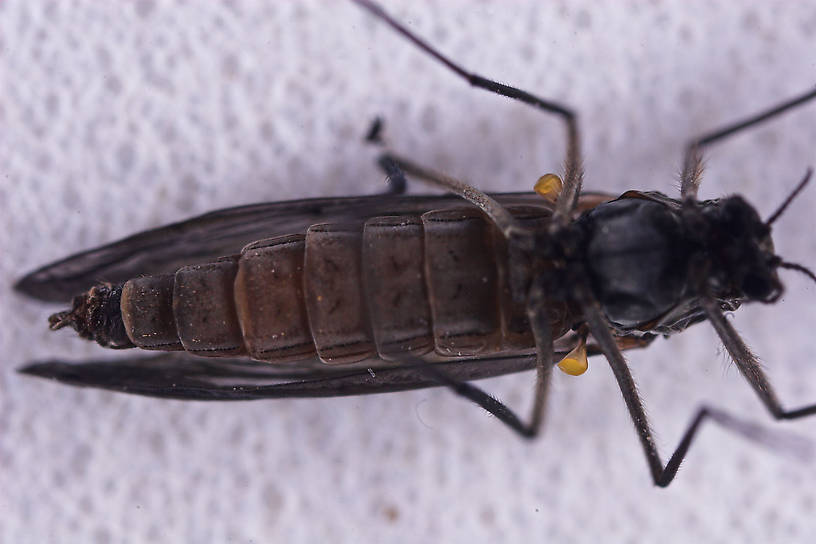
[3, 1, 816, 542]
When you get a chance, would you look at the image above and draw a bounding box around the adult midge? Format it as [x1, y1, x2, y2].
[16, 0, 816, 487]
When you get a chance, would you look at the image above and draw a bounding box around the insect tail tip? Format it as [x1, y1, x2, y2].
[48, 310, 74, 331]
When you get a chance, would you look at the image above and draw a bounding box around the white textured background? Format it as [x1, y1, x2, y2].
[3, 1, 816, 542]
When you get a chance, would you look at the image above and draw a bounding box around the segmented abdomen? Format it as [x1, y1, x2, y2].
[120, 206, 571, 364]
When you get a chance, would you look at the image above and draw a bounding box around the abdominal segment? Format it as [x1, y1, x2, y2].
[119, 206, 573, 365]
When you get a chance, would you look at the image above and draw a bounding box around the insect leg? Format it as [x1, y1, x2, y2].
[702, 298, 816, 420]
[363, 117, 408, 195]
[391, 281, 555, 438]
[377, 156, 408, 195]
[582, 292, 807, 487]
[367, 121, 525, 237]
[380, 152, 523, 238]
[681, 86, 816, 201]
[351, 0, 583, 225]
[364, 116, 384, 144]
[524, 281, 556, 435]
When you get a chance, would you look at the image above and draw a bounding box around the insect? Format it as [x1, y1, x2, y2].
[14, 0, 816, 487]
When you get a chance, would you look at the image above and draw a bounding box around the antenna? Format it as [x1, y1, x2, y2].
[766, 168, 812, 226]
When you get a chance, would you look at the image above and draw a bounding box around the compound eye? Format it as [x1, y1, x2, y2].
[722, 197, 766, 238]
[742, 272, 780, 302]
[722, 200, 750, 235]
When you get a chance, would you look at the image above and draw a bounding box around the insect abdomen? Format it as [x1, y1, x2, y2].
[120, 206, 566, 364]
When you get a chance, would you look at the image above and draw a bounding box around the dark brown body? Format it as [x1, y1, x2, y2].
[121, 205, 578, 365]
[19, 190, 666, 400]
[14, 0, 815, 491]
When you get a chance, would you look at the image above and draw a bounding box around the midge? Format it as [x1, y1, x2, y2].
[15, 0, 816, 487]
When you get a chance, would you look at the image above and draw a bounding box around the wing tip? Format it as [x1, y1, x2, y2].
[13, 273, 38, 297]
[18, 361, 74, 381]
[13, 271, 67, 303]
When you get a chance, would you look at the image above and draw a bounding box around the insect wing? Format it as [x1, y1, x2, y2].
[19, 352, 540, 400]
[18, 333, 652, 400]
[16, 192, 571, 302]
